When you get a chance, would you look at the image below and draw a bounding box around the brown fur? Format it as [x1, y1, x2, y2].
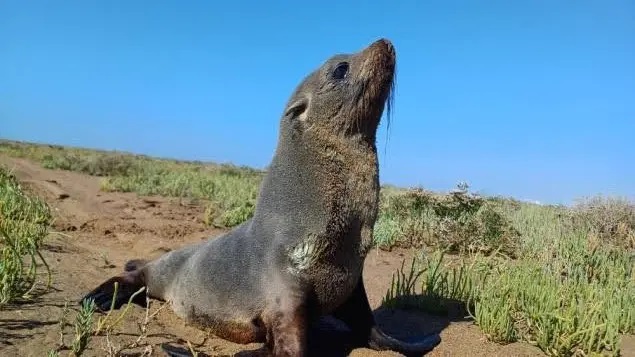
[187, 310, 266, 345]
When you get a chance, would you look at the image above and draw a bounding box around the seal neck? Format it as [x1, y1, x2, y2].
[252, 126, 380, 242]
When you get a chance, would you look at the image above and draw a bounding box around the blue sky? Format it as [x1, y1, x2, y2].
[1, 1, 633, 205]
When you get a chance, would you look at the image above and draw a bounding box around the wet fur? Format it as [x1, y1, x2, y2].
[81, 39, 440, 356]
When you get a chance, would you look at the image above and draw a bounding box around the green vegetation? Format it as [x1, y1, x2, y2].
[373, 183, 521, 255]
[383, 196, 635, 356]
[2, 139, 634, 356]
[71, 299, 97, 356]
[50, 286, 172, 356]
[0, 164, 53, 305]
[0, 140, 263, 228]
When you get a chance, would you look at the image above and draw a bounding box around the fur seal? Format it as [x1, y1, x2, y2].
[81, 38, 441, 356]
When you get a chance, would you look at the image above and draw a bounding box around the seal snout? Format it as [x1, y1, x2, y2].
[360, 38, 396, 74]
[365, 38, 396, 62]
[370, 38, 395, 55]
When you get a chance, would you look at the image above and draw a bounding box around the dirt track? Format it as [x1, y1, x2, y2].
[0, 156, 544, 356]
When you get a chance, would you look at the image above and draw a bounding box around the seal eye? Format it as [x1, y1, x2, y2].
[332, 62, 349, 80]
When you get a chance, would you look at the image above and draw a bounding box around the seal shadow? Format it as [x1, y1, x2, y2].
[311, 306, 466, 355]
[373, 293, 472, 336]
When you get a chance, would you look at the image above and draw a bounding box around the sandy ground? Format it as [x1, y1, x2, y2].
[0, 155, 552, 356]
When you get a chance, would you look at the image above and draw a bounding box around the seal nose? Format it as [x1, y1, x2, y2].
[357, 37, 396, 90]
[370, 38, 395, 55]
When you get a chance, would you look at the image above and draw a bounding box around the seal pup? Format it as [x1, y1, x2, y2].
[81, 38, 441, 356]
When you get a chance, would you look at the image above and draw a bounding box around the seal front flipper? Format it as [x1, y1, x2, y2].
[79, 269, 147, 312]
[369, 327, 441, 357]
[261, 292, 309, 357]
[332, 278, 441, 356]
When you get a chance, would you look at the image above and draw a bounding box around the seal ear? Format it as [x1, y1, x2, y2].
[284, 97, 309, 122]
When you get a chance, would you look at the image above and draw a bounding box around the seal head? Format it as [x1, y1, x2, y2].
[282, 38, 395, 143]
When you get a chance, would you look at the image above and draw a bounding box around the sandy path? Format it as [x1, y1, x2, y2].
[0, 156, 544, 356]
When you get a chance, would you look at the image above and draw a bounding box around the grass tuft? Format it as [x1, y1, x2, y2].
[0, 165, 53, 305]
[71, 299, 96, 356]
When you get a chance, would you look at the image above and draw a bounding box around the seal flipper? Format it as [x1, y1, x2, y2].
[332, 278, 441, 356]
[80, 270, 147, 312]
[159, 343, 199, 357]
[369, 327, 441, 356]
[160, 342, 269, 357]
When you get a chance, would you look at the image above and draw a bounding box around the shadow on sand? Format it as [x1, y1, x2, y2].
[0, 318, 59, 345]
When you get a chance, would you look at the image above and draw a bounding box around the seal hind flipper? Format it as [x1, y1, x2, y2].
[332, 278, 441, 356]
[159, 343, 204, 357]
[80, 271, 147, 312]
[369, 328, 441, 357]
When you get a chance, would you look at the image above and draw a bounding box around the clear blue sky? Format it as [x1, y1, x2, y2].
[1, 1, 633, 205]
